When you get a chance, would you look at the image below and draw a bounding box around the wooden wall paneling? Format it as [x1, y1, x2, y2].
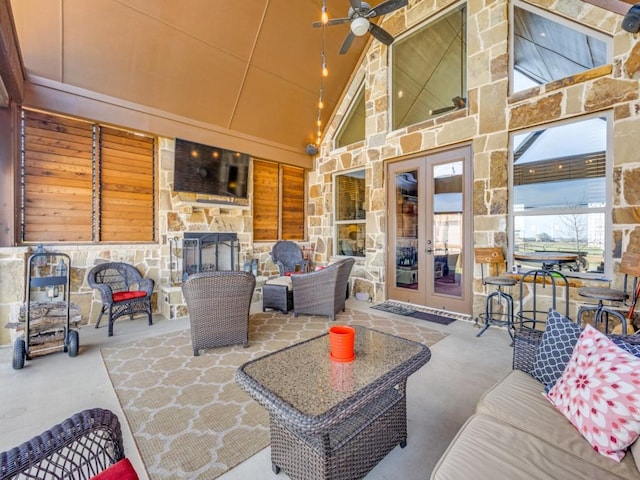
[253, 159, 279, 241]
[22, 110, 93, 242]
[99, 126, 154, 242]
[281, 165, 305, 240]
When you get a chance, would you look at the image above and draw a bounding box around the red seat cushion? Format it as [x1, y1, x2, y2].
[112, 290, 147, 302]
[90, 458, 139, 480]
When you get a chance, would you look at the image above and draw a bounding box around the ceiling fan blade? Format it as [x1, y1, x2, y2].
[326, 17, 352, 26]
[312, 17, 351, 28]
[369, 23, 395, 46]
[368, 0, 408, 17]
[339, 31, 356, 55]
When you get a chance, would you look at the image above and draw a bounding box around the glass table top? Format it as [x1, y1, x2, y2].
[237, 325, 430, 418]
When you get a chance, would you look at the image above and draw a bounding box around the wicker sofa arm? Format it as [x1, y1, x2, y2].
[512, 323, 640, 375]
[275, 260, 286, 276]
[290, 265, 340, 295]
[275, 259, 310, 276]
[91, 283, 115, 304]
[137, 278, 154, 296]
[512, 328, 543, 374]
[0, 408, 124, 480]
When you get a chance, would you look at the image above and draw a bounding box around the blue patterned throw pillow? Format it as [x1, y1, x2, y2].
[531, 309, 582, 392]
[612, 336, 640, 358]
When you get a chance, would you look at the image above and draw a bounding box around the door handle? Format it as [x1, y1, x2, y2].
[426, 240, 433, 255]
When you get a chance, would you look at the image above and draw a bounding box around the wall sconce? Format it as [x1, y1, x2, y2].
[623, 4, 640, 33]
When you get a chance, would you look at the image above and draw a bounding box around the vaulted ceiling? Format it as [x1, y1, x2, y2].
[5, 0, 637, 163]
[8, 0, 374, 161]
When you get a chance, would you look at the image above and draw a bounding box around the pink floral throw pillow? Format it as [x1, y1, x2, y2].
[547, 324, 640, 462]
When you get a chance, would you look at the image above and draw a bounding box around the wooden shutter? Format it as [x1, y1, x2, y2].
[253, 160, 279, 241]
[99, 127, 155, 242]
[281, 165, 305, 240]
[22, 110, 94, 242]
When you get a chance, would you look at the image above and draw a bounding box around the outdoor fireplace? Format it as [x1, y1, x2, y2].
[182, 232, 238, 281]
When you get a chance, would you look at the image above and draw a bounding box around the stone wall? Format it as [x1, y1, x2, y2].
[0, 244, 161, 346]
[308, 0, 640, 318]
[3, 1, 640, 345]
[0, 138, 284, 345]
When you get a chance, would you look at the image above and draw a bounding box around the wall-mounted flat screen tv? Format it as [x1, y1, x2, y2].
[173, 138, 250, 199]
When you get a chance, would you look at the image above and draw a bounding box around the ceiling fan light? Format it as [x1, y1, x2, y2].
[351, 17, 370, 36]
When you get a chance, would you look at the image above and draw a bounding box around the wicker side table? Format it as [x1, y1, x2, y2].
[263, 278, 293, 313]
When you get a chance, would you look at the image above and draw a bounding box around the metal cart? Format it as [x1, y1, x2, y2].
[13, 251, 79, 369]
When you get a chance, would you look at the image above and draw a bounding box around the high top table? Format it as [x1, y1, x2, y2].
[514, 251, 579, 271]
[235, 325, 431, 480]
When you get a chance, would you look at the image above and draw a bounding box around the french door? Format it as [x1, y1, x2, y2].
[386, 146, 472, 314]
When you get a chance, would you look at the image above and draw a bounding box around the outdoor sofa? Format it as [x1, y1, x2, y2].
[432, 310, 640, 480]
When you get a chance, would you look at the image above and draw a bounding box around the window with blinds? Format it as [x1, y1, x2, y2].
[20, 109, 155, 243]
[334, 169, 366, 257]
[253, 159, 305, 242]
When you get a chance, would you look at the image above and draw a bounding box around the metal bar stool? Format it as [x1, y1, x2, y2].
[576, 252, 640, 334]
[475, 247, 517, 339]
[517, 268, 569, 332]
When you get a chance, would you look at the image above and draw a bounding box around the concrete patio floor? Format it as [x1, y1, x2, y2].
[0, 298, 512, 479]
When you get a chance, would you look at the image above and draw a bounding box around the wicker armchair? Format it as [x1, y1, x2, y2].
[0, 408, 125, 480]
[88, 262, 154, 337]
[182, 271, 256, 355]
[291, 258, 355, 321]
[271, 241, 310, 275]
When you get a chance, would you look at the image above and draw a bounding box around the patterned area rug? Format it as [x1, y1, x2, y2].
[101, 309, 447, 480]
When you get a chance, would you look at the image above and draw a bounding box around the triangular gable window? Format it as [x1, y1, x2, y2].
[512, 1, 610, 92]
[335, 87, 365, 149]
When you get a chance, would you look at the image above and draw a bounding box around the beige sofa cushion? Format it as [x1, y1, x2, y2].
[431, 414, 630, 480]
[477, 370, 640, 480]
[632, 440, 640, 473]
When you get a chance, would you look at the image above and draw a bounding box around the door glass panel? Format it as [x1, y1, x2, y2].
[395, 170, 418, 289]
[432, 161, 463, 297]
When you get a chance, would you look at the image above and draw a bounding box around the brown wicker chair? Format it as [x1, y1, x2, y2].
[88, 262, 154, 337]
[182, 271, 256, 355]
[291, 258, 355, 321]
[0, 408, 125, 479]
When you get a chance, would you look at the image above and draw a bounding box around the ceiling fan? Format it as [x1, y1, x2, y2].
[313, 0, 408, 55]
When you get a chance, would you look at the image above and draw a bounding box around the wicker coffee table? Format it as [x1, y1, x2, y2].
[235, 325, 431, 480]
